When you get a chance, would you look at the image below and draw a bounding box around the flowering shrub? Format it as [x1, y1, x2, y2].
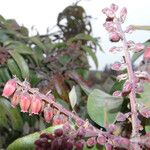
[1, 3, 150, 150]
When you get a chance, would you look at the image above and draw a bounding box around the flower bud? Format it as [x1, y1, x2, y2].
[30, 95, 42, 114]
[2, 79, 17, 98]
[97, 135, 107, 145]
[113, 91, 122, 97]
[116, 112, 126, 122]
[20, 92, 31, 113]
[75, 141, 84, 150]
[52, 115, 64, 125]
[11, 90, 20, 108]
[86, 137, 96, 147]
[54, 128, 63, 137]
[102, 8, 115, 18]
[134, 43, 145, 52]
[43, 106, 53, 123]
[109, 32, 120, 42]
[123, 81, 132, 93]
[124, 25, 134, 34]
[111, 62, 121, 71]
[119, 7, 127, 23]
[110, 3, 118, 12]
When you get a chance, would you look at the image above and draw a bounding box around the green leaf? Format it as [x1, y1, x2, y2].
[7, 58, 22, 79]
[138, 83, 150, 108]
[145, 119, 150, 133]
[7, 125, 62, 150]
[0, 30, 10, 42]
[58, 55, 71, 65]
[9, 50, 29, 79]
[67, 33, 103, 51]
[110, 80, 125, 95]
[69, 86, 78, 109]
[30, 36, 46, 51]
[0, 97, 23, 131]
[81, 45, 98, 68]
[87, 89, 123, 126]
[0, 67, 11, 82]
[29, 70, 41, 87]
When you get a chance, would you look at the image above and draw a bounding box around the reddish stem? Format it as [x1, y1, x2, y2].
[115, 19, 139, 137]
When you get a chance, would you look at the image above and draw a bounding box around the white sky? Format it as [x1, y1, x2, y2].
[0, 0, 150, 70]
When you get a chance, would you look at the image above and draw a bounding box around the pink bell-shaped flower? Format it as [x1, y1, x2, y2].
[44, 106, 53, 123]
[20, 92, 31, 113]
[11, 90, 21, 108]
[2, 79, 17, 98]
[30, 95, 42, 114]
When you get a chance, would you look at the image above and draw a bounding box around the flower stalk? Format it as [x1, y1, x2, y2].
[115, 19, 139, 137]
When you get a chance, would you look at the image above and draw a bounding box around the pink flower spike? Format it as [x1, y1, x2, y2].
[134, 43, 145, 52]
[2, 79, 17, 98]
[144, 47, 150, 60]
[119, 7, 127, 23]
[111, 62, 121, 71]
[110, 3, 118, 12]
[30, 95, 42, 114]
[20, 92, 31, 113]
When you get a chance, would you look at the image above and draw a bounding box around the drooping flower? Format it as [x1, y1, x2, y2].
[20, 91, 31, 113]
[2, 79, 17, 98]
[30, 94, 42, 114]
[43, 106, 53, 123]
[11, 90, 21, 108]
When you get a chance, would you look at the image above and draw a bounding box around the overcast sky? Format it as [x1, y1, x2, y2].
[0, 0, 150, 70]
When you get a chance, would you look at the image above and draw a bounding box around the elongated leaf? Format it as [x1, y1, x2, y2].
[67, 33, 103, 51]
[9, 50, 29, 79]
[87, 89, 123, 126]
[0, 97, 23, 131]
[69, 86, 78, 109]
[7, 58, 22, 79]
[30, 36, 46, 51]
[7, 125, 62, 150]
[81, 45, 98, 68]
[0, 67, 11, 82]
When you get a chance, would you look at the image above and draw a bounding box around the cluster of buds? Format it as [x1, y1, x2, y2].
[34, 123, 109, 150]
[2, 78, 67, 125]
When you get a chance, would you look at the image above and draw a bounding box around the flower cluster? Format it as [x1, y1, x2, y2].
[102, 3, 150, 140]
[2, 78, 67, 125]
